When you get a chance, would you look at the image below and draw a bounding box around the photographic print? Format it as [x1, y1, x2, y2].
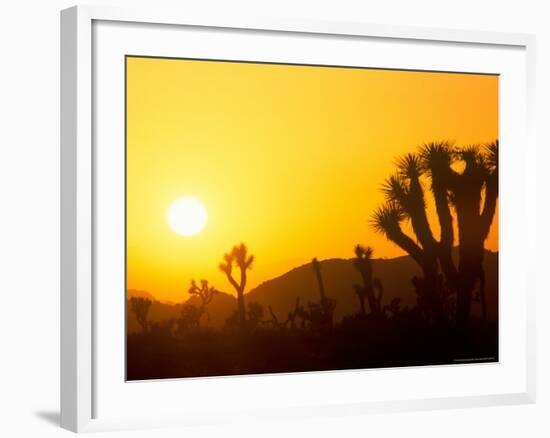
[125, 56, 498, 381]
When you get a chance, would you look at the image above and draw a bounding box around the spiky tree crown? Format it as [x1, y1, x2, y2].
[485, 140, 498, 171]
[218, 252, 234, 274]
[419, 141, 454, 177]
[396, 153, 423, 180]
[188, 279, 218, 301]
[370, 202, 406, 236]
[233, 243, 254, 269]
[354, 244, 373, 260]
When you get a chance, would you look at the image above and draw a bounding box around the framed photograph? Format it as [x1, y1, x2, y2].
[61, 5, 536, 433]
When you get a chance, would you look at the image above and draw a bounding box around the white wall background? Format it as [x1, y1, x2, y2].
[0, 1, 546, 436]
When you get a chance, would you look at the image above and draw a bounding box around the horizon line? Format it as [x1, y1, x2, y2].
[127, 248, 499, 304]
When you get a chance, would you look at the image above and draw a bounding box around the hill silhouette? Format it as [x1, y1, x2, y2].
[247, 249, 497, 323]
[127, 249, 497, 332]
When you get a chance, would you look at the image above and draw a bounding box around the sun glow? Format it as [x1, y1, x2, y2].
[167, 197, 208, 237]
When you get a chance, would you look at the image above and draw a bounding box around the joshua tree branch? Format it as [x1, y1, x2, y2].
[433, 186, 454, 247]
[432, 184, 458, 285]
[240, 267, 247, 295]
[224, 272, 240, 294]
[386, 226, 425, 268]
[268, 305, 278, 323]
[407, 174, 437, 249]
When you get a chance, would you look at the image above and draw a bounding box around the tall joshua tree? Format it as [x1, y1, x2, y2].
[219, 243, 254, 331]
[441, 142, 497, 324]
[188, 279, 218, 327]
[353, 245, 384, 315]
[311, 258, 336, 329]
[372, 140, 499, 326]
[130, 296, 152, 332]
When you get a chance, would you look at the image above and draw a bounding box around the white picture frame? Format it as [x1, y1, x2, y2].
[61, 4, 536, 433]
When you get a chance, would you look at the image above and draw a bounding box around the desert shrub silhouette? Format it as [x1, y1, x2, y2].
[177, 304, 202, 333]
[383, 297, 402, 320]
[149, 318, 176, 337]
[130, 296, 152, 332]
[267, 305, 286, 330]
[247, 301, 264, 330]
[224, 310, 240, 330]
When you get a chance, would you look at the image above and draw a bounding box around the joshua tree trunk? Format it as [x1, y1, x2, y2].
[237, 286, 246, 329]
[455, 199, 486, 327]
[364, 277, 377, 316]
[353, 285, 367, 316]
[421, 259, 446, 324]
[479, 269, 487, 322]
[359, 291, 366, 316]
[357, 270, 377, 314]
[456, 243, 485, 326]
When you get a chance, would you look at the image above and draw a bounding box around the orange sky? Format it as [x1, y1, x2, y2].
[126, 56, 498, 303]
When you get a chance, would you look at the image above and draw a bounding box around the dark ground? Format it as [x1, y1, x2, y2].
[126, 315, 498, 381]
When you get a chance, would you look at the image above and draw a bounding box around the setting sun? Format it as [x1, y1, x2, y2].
[167, 197, 208, 237]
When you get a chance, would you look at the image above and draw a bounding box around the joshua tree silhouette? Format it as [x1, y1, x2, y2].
[421, 141, 497, 324]
[130, 296, 152, 332]
[287, 296, 302, 330]
[267, 305, 286, 330]
[352, 245, 384, 316]
[372, 140, 498, 326]
[178, 304, 201, 332]
[188, 279, 218, 326]
[219, 243, 254, 331]
[266, 297, 302, 330]
[311, 258, 336, 330]
[149, 318, 176, 336]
